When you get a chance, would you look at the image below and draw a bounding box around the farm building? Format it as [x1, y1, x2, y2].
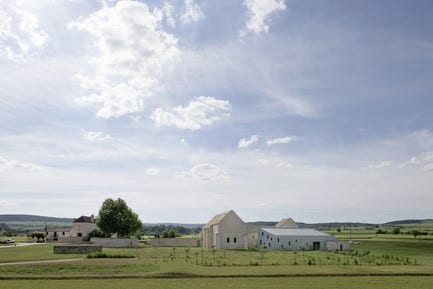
[46, 215, 96, 243]
[258, 228, 349, 251]
[46, 226, 71, 242]
[275, 218, 299, 228]
[201, 210, 248, 249]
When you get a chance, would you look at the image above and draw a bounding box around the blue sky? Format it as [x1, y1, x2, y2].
[1, 0, 433, 223]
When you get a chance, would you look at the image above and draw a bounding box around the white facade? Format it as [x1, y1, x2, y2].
[202, 210, 248, 249]
[46, 227, 71, 242]
[46, 215, 96, 242]
[258, 228, 347, 251]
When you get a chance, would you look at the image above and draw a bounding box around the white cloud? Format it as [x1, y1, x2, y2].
[151, 96, 231, 130]
[145, 167, 160, 176]
[0, 0, 48, 61]
[0, 155, 42, 171]
[361, 161, 392, 171]
[162, 2, 176, 28]
[179, 163, 227, 181]
[242, 0, 286, 35]
[238, 134, 258, 149]
[69, 0, 180, 119]
[181, 0, 204, 24]
[84, 130, 111, 142]
[401, 151, 433, 172]
[266, 135, 296, 145]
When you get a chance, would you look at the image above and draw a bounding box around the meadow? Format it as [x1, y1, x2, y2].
[1, 224, 433, 288]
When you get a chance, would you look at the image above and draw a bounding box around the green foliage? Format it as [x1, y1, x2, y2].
[162, 229, 177, 238]
[29, 231, 45, 242]
[410, 229, 421, 238]
[392, 228, 401, 234]
[142, 224, 201, 236]
[96, 198, 142, 237]
[86, 252, 134, 259]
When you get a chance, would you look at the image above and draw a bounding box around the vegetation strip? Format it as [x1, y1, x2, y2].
[1, 273, 433, 280]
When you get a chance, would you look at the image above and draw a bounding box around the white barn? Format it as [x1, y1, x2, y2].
[258, 228, 348, 251]
[201, 210, 248, 249]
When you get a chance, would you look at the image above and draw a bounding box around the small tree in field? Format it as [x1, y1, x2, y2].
[30, 232, 45, 242]
[410, 229, 420, 239]
[96, 198, 142, 237]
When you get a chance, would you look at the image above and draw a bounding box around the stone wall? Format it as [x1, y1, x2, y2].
[91, 237, 138, 248]
[54, 244, 101, 254]
[151, 238, 201, 247]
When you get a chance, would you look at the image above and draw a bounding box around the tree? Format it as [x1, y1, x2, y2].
[410, 229, 420, 239]
[30, 231, 45, 242]
[96, 198, 142, 237]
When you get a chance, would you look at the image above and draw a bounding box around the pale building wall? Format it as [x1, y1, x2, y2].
[258, 229, 340, 251]
[325, 240, 350, 251]
[151, 238, 201, 247]
[91, 237, 138, 248]
[70, 222, 97, 238]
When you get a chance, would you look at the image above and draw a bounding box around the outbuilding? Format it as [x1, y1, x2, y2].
[258, 228, 348, 251]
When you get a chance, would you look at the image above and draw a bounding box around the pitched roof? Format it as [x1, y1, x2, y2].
[261, 228, 333, 237]
[275, 218, 299, 229]
[203, 210, 233, 228]
[73, 215, 94, 223]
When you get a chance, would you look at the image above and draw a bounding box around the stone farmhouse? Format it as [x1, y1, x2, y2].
[46, 215, 96, 242]
[202, 210, 348, 251]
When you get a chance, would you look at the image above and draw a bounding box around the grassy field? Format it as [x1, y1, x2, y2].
[1, 277, 433, 289]
[1, 230, 433, 288]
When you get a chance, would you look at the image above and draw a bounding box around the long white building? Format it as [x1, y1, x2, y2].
[258, 228, 349, 251]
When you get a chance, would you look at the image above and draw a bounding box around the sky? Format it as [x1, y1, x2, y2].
[1, 0, 433, 224]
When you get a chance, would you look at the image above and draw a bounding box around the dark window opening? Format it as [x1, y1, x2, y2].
[277, 237, 280, 242]
[227, 237, 230, 243]
[234, 237, 237, 243]
[77, 233, 82, 237]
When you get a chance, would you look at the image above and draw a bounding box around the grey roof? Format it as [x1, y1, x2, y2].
[261, 228, 331, 237]
[74, 215, 94, 223]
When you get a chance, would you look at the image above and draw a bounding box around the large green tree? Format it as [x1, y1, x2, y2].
[96, 198, 142, 237]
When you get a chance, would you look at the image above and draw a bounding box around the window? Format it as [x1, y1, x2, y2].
[271, 238, 273, 241]
[261, 232, 264, 236]
[62, 232, 65, 236]
[77, 233, 82, 237]
[267, 235, 269, 239]
[277, 238, 280, 242]
[234, 237, 237, 243]
[281, 244, 283, 249]
[289, 241, 291, 245]
[269, 243, 271, 248]
[227, 237, 230, 243]
[260, 240, 262, 245]
[295, 240, 297, 243]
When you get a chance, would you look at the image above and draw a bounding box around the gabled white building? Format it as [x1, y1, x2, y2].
[201, 210, 248, 249]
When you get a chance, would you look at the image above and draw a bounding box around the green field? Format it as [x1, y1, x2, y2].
[1, 228, 433, 288]
[1, 277, 433, 289]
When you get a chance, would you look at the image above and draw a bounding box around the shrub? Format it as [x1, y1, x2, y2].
[87, 252, 135, 259]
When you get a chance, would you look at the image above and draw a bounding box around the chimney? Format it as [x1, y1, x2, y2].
[90, 214, 95, 223]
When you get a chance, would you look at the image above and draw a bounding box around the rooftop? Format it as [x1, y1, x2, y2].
[261, 228, 331, 237]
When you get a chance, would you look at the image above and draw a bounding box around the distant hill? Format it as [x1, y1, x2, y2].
[0, 214, 74, 223]
[0, 223, 13, 232]
[384, 219, 433, 226]
[143, 223, 204, 229]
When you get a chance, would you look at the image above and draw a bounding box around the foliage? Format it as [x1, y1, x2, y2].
[142, 224, 201, 236]
[392, 228, 401, 234]
[162, 229, 177, 238]
[96, 198, 142, 237]
[29, 231, 45, 242]
[86, 252, 134, 259]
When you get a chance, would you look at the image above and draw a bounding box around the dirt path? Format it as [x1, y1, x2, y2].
[0, 258, 84, 266]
